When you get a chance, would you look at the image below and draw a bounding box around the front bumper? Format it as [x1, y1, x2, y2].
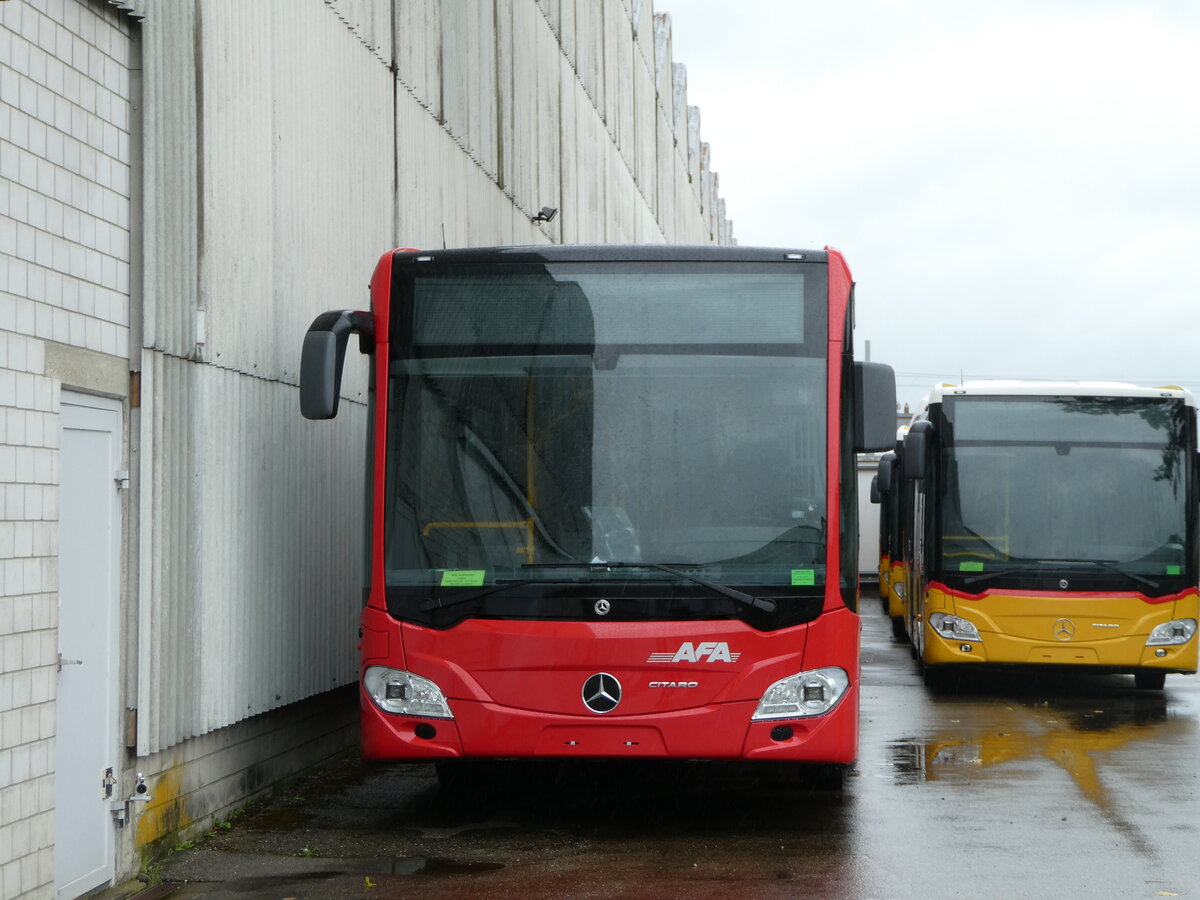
[360, 682, 859, 764]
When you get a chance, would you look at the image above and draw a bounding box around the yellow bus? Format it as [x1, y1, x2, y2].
[875, 428, 908, 641]
[901, 381, 1198, 689]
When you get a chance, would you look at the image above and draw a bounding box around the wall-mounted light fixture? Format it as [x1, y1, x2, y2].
[532, 206, 558, 223]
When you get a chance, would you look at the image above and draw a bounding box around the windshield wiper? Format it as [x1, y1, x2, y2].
[522, 562, 778, 613]
[962, 559, 1158, 590]
[961, 565, 1043, 587]
[1032, 558, 1159, 590]
[418, 577, 587, 612]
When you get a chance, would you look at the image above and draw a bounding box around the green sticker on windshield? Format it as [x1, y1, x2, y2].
[791, 569, 815, 586]
[1167, 565, 1182, 576]
[441, 570, 486, 587]
[959, 561, 985, 572]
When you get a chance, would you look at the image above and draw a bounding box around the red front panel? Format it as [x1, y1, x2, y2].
[359, 605, 860, 763]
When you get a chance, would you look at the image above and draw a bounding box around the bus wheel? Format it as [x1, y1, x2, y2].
[1134, 670, 1166, 691]
[890, 616, 907, 642]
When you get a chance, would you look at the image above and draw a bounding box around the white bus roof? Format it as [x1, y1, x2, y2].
[922, 380, 1196, 408]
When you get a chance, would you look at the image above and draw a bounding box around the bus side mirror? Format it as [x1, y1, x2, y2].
[876, 452, 896, 495]
[903, 421, 933, 479]
[853, 361, 898, 452]
[300, 310, 374, 419]
[870, 474, 881, 504]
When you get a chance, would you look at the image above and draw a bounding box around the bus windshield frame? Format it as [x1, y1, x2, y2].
[380, 257, 832, 629]
[933, 394, 1195, 595]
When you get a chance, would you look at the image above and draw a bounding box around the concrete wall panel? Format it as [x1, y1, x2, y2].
[394, 0, 441, 118]
[327, 0, 393, 65]
[441, 0, 499, 178]
[633, 36, 658, 210]
[198, 0, 394, 387]
[572, 1, 604, 124]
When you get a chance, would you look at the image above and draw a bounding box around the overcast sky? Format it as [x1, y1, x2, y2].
[660, 0, 1200, 409]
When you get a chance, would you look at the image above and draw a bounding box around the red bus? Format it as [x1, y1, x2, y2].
[300, 245, 895, 783]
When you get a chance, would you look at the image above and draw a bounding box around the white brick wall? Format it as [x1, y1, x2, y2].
[0, 332, 59, 900]
[1, 0, 134, 895]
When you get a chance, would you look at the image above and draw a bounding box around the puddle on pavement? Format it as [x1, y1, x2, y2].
[885, 669, 1192, 841]
[885, 739, 925, 786]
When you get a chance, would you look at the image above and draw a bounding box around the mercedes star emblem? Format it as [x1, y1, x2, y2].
[1053, 618, 1076, 641]
[1059, 579, 1070, 590]
[594, 599, 611, 616]
[582, 672, 621, 713]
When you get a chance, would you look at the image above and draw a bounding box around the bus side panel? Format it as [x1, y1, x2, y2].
[886, 560, 907, 621]
[822, 249, 851, 614]
[367, 250, 393, 612]
[878, 553, 891, 612]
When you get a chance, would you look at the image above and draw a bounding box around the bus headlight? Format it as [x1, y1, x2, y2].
[1145, 619, 1197, 647]
[894, 582, 905, 600]
[363, 666, 454, 718]
[929, 612, 981, 642]
[751, 667, 850, 720]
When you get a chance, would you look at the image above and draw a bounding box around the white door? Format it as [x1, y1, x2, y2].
[55, 394, 123, 898]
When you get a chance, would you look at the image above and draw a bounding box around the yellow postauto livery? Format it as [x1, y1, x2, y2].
[901, 381, 1198, 689]
[875, 427, 910, 641]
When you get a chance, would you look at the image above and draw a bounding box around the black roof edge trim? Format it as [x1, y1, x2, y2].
[390, 244, 830, 265]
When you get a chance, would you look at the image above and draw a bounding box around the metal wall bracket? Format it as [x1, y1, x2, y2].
[110, 773, 153, 826]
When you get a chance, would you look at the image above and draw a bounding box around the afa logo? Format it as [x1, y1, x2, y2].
[646, 641, 740, 664]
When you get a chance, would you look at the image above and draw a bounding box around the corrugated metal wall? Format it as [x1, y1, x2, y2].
[133, 0, 733, 754]
[137, 352, 367, 750]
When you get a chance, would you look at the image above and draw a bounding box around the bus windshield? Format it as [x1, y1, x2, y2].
[383, 261, 829, 602]
[937, 395, 1190, 582]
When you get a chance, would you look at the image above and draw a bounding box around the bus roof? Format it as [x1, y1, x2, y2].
[391, 245, 830, 264]
[922, 380, 1197, 408]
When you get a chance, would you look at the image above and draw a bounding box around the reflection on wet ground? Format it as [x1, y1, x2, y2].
[883, 664, 1195, 861]
[889, 670, 1180, 783]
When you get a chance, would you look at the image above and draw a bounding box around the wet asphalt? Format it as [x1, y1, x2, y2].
[139, 589, 1200, 899]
